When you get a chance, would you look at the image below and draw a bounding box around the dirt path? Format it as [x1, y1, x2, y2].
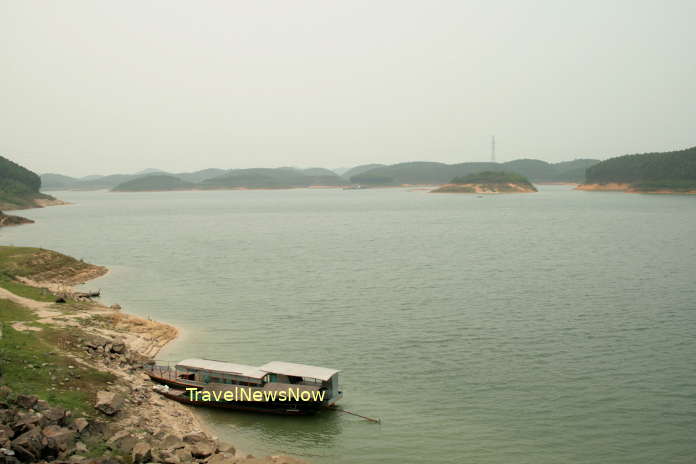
[0, 286, 53, 310]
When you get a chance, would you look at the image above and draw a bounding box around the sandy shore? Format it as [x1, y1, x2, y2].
[576, 183, 696, 194]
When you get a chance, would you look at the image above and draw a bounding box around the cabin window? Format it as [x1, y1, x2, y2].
[211, 377, 220, 383]
[179, 373, 195, 380]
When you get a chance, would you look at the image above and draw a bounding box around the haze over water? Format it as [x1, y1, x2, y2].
[3, 186, 695, 463]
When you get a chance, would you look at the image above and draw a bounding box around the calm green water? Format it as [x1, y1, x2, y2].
[3, 186, 696, 463]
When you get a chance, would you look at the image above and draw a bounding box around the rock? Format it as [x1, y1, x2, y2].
[217, 442, 236, 455]
[107, 429, 138, 454]
[14, 395, 38, 410]
[111, 343, 126, 354]
[94, 391, 123, 416]
[131, 442, 152, 463]
[174, 447, 193, 463]
[161, 434, 185, 450]
[155, 449, 181, 464]
[68, 455, 86, 463]
[82, 419, 109, 438]
[182, 432, 207, 444]
[42, 425, 76, 452]
[110, 304, 121, 310]
[0, 425, 14, 447]
[82, 334, 110, 349]
[74, 441, 88, 454]
[32, 400, 49, 412]
[189, 440, 216, 459]
[44, 407, 68, 425]
[206, 453, 237, 464]
[10, 427, 42, 461]
[12, 412, 44, 435]
[70, 418, 89, 434]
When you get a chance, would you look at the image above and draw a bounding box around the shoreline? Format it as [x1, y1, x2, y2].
[576, 183, 696, 194]
[0, 246, 306, 463]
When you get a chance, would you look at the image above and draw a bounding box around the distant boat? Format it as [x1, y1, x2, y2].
[145, 358, 342, 415]
[343, 184, 367, 190]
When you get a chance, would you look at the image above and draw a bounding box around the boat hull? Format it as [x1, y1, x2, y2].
[161, 388, 323, 415]
[146, 371, 326, 415]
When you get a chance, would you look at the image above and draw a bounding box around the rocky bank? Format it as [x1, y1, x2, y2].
[0, 247, 307, 464]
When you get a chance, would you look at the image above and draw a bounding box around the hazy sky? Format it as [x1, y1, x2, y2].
[2, 0, 695, 176]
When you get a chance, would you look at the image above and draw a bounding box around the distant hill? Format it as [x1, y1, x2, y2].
[175, 168, 227, 183]
[0, 156, 58, 210]
[342, 164, 386, 180]
[432, 171, 537, 193]
[200, 168, 348, 189]
[136, 168, 166, 175]
[40, 157, 602, 192]
[112, 175, 196, 192]
[40, 173, 80, 190]
[580, 146, 696, 193]
[350, 159, 599, 185]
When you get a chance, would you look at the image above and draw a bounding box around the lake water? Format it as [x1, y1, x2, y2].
[3, 186, 695, 463]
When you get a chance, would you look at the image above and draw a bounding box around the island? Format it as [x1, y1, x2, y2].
[430, 171, 537, 193]
[577, 146, 696, 194]
[112, 174, 196, 192]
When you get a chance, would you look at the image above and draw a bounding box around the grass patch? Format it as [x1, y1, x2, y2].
[0, 298, 37, 322]
[0, 273, 56, 302]
[0, 299, 116, 416]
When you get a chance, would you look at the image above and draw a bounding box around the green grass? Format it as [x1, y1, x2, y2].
[0, 299, 116, 416]
[0, 274, 56, 302]
[0, 298, 37, 322]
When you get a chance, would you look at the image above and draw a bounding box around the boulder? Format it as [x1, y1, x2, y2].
[131, 441, 152, 463]
[10, 427, 42, 461]
[217, 442, 236, 455]
[94, 392, 123, 416]
[107, 430, 137, 454]
[160, 434, 185, 450]
[32, 400, 50, 412]
[111, 343, 126, 354]
[0, 425, 15, 444]
[182, 431, 207, 444]
[189, 440, 216, 459]
[14, 395, 38, 410]
[70, 418, 89, 434]
[44, 407, 68, 425]
[174, 447, 193, 463]
[155, 449, 181, 464]
[42, 425, 76, 452]
[12, 412, 44, 435]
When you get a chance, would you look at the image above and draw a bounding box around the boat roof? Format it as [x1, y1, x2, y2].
[260, 361, 340, 381]
[176, 359, 267, 380]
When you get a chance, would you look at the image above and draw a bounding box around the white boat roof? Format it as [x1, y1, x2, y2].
[176, 359, 267, 380]
[260, 361, 340, 381]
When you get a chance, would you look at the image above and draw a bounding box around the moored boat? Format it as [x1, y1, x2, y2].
[145, 358, 342, 415]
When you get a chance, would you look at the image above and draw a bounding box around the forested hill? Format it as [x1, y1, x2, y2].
[0, 156, 56, 210]
[350, 158, 598, 185]
[112, 175, 195, 192]
[584, 146, 696, 191]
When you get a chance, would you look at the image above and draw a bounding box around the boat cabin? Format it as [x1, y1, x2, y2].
[175, 359, 266, 387]
[170, 358, 342, 403]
